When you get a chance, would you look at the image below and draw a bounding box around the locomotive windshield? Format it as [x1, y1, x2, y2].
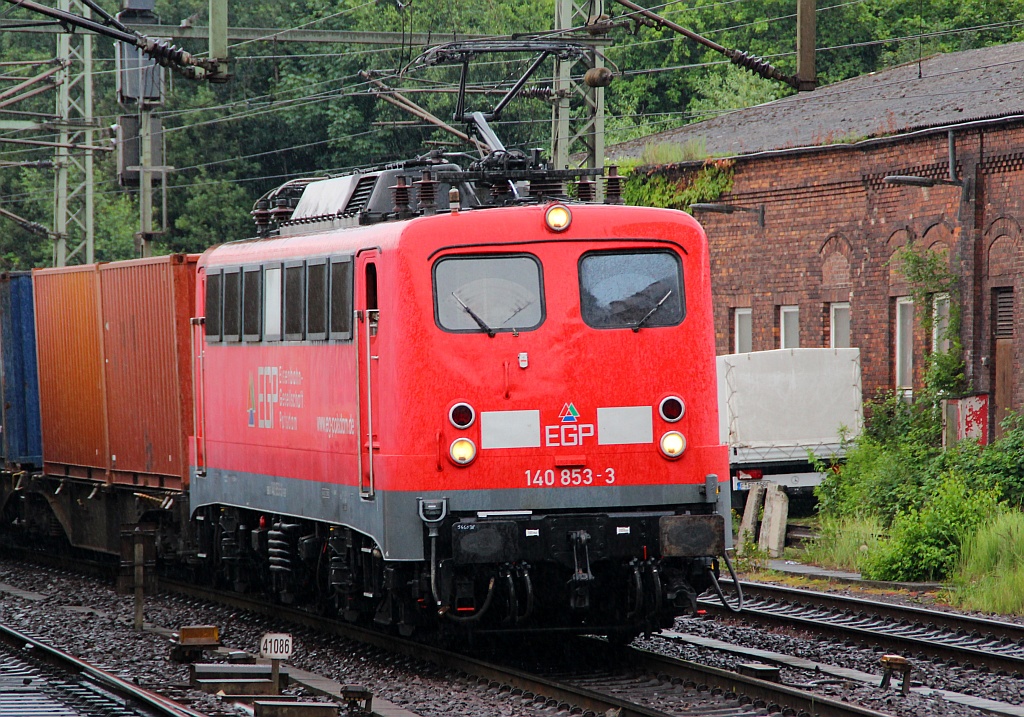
[434, 254, 544, 334]
[579, 250, 685, 329]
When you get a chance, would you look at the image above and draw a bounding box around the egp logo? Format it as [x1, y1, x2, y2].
[248, 367, 278, 429]
[545, 402, 594, 447]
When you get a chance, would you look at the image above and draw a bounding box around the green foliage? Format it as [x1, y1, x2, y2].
[942, 412, 1024, 507]
[814, 410, 1024, 584]
[169, 171, 255, 254]
[640, 138, 708, 166]
[93, 193, 139, 262]
[815, 243, 969, 526]
[860, 471, 999, 581]
[685, 65, 792, 122]
[816, 434, 928, 525]
[622, 160, 734, 210]
[2, 0, 1024, 266]
[891, 243, 967, 396]
[951, 509, 1024, 614]
[813, 238, 1022, 586]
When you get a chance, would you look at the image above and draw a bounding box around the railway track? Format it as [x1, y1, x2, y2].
[700, 581, 1024, 676]
[0, 620, 207, 717]
[163, 578, 892, 717]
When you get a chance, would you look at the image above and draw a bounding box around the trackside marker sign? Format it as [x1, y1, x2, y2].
[259, 632, 293, 660]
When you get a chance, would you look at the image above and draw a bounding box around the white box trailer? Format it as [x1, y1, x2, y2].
[717, 348, 863, 496]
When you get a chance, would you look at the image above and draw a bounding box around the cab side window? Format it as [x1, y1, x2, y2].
[284, 262, 305, 341]
[329, 256, 353, 340]
[222, 269, 242, 342]
[264, 265, 282, 341]
[243, 267, 262, 341]
[205, 271, 222, 341]
[307, 260, 328, 341]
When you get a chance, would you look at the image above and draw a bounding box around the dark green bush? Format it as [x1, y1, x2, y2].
[815, 409, 1024, 581]
[859, 471, 999, 581]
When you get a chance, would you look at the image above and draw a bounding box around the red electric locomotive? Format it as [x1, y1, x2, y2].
[3, 156, 733, 638]
[188, 159, 731, 636]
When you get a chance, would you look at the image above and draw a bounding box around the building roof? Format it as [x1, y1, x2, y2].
[606, 41, 1024, 161]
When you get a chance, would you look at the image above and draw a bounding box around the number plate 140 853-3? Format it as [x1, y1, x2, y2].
[524, 468, 616, 487]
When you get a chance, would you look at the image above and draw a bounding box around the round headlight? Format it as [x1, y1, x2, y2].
[449, 437, 477, 465]
[659, 431, 686, 459]
[659, 396, 685, 422]
[545, 204, 572, 232]
[449, 403, 475, 429]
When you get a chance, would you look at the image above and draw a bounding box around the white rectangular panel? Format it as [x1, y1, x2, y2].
[597, 406, 653, 445]
[717, 348, 863, 447]
[480, 410, 541, 449]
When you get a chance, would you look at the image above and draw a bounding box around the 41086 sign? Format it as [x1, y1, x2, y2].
[259, 632, 293, 660]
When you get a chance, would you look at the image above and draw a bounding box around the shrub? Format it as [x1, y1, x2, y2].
[860, 471, 999, 582]
[815, 434, 936, 526]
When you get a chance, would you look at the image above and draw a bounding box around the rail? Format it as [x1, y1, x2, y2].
[701, 580, 1024, 676]
[163, 578, 893, 717]
[0, 620, 210, 717]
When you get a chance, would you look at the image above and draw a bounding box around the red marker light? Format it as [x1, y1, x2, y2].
[449, 403, 475, 429]
[659, 396, 685, 422]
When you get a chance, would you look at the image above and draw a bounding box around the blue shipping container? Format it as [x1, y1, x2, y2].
[0, 272, 42, 467]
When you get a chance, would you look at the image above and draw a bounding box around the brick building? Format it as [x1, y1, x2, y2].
[607, 42, 1024, 436]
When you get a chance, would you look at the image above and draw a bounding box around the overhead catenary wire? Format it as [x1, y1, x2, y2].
[5, 16, 1023, 152]
[225, 1, 379, 51]
[21, 7, 1014, 137]
[608, 0, 871, 55]
[3, 2, 1024, 212]
[5, 33, 1024, 163]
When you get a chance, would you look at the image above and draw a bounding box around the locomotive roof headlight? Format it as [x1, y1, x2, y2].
[659, 396, 685, 422]
[659, 431, 686, 460]
[449, 437, 477, 466]
[449, 403, 476, 429]
[545, 204, 572, 232]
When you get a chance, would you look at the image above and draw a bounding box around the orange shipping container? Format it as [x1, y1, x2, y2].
[33, 255, 197, 490]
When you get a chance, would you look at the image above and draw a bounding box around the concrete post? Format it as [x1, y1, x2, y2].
[758, 483, 790, 558]
[736, 483, 766, 556]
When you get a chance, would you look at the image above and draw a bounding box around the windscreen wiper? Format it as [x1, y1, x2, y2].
[501, 298, 533, 327]
[452, 292, 496, 337]
[633, 290, 673, 332]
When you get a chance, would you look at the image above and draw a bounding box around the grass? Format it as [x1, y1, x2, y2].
[801, 515, 884, 572]
[639, 137, 707, 166]
[950, 510, 1024, 615]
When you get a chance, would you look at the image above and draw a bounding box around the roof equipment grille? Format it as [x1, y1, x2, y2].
[344, 176, 378, 215]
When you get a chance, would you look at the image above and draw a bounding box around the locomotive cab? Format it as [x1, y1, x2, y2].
[397, 204, 730, 633]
